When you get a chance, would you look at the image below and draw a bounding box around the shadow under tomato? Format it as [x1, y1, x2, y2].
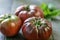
[0, 32, 26, 40]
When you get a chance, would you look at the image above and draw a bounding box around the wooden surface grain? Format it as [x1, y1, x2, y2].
[0, 0, 60, 40]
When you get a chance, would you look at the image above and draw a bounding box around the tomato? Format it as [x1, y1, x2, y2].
[0, 14, 22, 37]
[15, 5, 44, 21]
[22, 17, 52, 40]
[0, 15, 6, 32]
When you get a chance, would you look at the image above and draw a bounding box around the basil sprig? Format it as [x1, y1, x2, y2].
[40, 3, 60, 20]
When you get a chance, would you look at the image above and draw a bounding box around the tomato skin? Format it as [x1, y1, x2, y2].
[15, 6, 25, 16]
[0, 15, 22, 37]
[0, 15, 6, 32]
[15, 5, 44, 21]
[22, 17, 52, 40]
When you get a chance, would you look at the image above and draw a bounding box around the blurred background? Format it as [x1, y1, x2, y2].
[0, 0, 60, 40]
[0, 0, 60, 14]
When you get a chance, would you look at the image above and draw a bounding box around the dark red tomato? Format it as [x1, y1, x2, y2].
[0, 14, 22, 37]
[15, 5, 44, 21]
[22, 17, 52, 40]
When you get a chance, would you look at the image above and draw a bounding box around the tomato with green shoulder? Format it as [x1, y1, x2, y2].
[0, 14, 22, 37]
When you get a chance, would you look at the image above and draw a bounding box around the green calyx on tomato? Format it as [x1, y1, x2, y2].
[25, 5, 30, 11]
[31, 17, 48, 28]
[1, 14, 19, 22]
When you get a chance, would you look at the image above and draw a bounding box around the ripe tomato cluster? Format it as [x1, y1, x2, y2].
[0, 5, 52, 40]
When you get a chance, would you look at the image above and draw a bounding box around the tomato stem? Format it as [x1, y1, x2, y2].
[32, 18, 48, 29]
[25, 5, 30, 11]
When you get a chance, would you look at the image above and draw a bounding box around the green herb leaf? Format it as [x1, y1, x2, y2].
[40, 3, 60, 20]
